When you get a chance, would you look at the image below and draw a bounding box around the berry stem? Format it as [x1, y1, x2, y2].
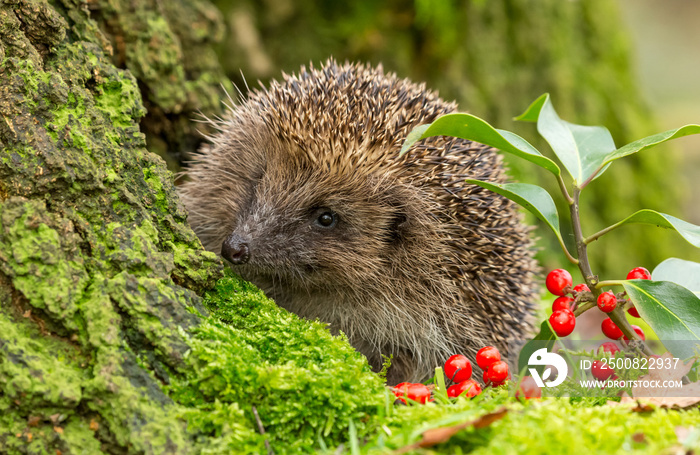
[558, 237, 579, 265]
[584, 219, 626, 245]
[570, 188, 597, 287]
[557, 174, 574, 205]
[573, 301, 595, 317]
[595, 280, 625, 289]
[569, 187, 651, 352]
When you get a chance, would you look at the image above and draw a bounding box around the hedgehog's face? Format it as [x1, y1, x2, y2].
[219, 157, 426, 299]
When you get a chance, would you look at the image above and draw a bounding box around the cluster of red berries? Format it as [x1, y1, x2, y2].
[442, 347, 511, 398]
[392, 346, 541, 403]
[545, 267, 651, 338]
[476, 347, 510, 387]
[443, 353, 481, 398]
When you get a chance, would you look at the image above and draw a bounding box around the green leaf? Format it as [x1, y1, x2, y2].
[514, 93, 548, 122]
[518, 320, 556, 372]
[652, 258, 700, 293]
[515, 93, 616, 185]
[606, 210, 700, 248]
[600, 124, 700, 170]
[399, 113, 561, 176]
[465, 180, 564, 246]
[623, 280, 700, 359]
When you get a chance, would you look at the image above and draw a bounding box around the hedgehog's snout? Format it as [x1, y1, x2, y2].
[222, 233, 250, 265]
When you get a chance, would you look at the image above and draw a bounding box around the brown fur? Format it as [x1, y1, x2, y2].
[178, 60, 539, 384]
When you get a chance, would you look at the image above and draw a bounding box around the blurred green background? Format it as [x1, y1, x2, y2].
[205, 0, 700, 281]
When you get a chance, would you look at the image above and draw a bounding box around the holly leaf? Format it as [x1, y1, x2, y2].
[600, 124, 700, 170]
[602, 210, 700, 248]
[465, 180, 564, 248]
[400, 113, 561, 176]
[622, 280, 700, 359]
[653, 258, 700, 293]
[515, 93, 616, 185]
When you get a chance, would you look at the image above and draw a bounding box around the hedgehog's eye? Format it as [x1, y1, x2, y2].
[313, 208, 338, 228]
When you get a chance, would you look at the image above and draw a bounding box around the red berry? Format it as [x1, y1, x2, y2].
[486, 361, 510, 384]
[515, 376, 542, 399]
[549, 309, 576, 337]
[623, 325, 646, 341]
[447, 379, 482, 398]
[591, 360, 616, 381]
[596, 291, 617, 313]
[573, 283, 590, 294]
[546, 269, 573, 296]
[408, 383, 432, 404]
[627, 267, 651, 280]
[444, 354, 472, 382]
[393, 382, 410, 403]
[394, 383, 431, 404]
[552, 296, 573, 312]
[601, 318, 623, 340]
[482, 369, 507, 387]
[475, 346, 501, 370]
[598, 342, 620, 356]
[627, 306, 640, 318]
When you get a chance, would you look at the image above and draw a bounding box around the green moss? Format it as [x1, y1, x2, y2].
[0, 309, 85, 408]
[94, 78, 144, 128]
[1, 200, 88, 331]
[60, 418, 106, 454]
[5, 1, 696, 453]
[143, 166, 170, 213]
[169, 272, 386, 454]
[360, 389, 700, 454]
[169, 241, 221, 288]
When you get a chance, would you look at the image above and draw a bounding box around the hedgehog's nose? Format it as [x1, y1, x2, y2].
[222, 233, 250, 265]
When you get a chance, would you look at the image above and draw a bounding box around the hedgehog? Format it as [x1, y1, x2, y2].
[178, 59, 539, 384]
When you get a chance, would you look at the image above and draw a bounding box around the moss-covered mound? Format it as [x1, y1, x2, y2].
[364, 390, 700, 454]
[171, 273, 385, 453]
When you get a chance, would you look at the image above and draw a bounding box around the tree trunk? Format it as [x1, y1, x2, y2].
[0, 0, 221, 452]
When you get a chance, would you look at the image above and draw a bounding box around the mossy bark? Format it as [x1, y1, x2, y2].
[0, 0, 222, 452]
[1, 3, 385, 453]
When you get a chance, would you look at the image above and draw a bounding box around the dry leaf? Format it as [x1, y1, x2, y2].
[27, 416, 41, 427]
[393, 407, 508, 454]
[632, 432, 646, 444]
[611, 396, 656, 412]
[619, 353, 700, 408]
